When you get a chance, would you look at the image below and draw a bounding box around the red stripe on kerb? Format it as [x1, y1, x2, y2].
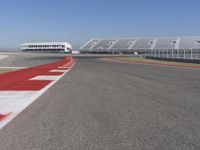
[0, 113, 10, 121]
[0, 56, 73, 91]
[0, 80, 52, 91]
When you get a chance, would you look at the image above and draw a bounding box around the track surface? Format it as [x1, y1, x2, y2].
[0, 54, 200, 150]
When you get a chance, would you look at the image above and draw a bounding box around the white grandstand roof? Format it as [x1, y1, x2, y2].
[21, 42, 70, 46]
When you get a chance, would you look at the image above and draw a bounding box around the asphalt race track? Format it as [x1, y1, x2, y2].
[0, 54, 200, 150]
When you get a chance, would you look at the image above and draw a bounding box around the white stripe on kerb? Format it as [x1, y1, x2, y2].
[50, 70, 66, 73]
[30, 76, 60, 81]
[58, 67, 69, 69]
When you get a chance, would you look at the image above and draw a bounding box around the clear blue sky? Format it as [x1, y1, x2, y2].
[0, 0, 200, 49]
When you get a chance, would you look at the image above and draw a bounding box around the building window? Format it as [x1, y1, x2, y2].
[92, 42, 96, 45]
[172, 40, 176, 44]
[149, 41, 154, 45]
[196, 40, 200, 44]
[128, 41, 134, 45]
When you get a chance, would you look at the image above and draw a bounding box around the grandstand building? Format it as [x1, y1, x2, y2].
[80, 37, 200, 59]
[20, 42, 72, 53]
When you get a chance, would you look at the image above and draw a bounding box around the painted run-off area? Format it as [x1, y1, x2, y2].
[0, 55, 7, 59]
[0, 55, 9, 73]
[0, 56, 75, 129]
[0, 55, 22, 74]
[0, 68, 16, 74]
[111, 57, 200, 68]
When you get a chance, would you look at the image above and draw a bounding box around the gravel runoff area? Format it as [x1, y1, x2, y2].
[0, 52, 67, 67]
[0, 54, 7, 59]
[0, 52, 68, 75]
[0, 68, 15, 74]
[0, 54, 12, 74]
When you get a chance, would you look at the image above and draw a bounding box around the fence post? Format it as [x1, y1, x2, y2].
[184, 49, 186, 59]
[166, 49, 168, 58]
[159, 49, 161, 58]
[177, 49, 179, 59]
[191, 49, 193, 59]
